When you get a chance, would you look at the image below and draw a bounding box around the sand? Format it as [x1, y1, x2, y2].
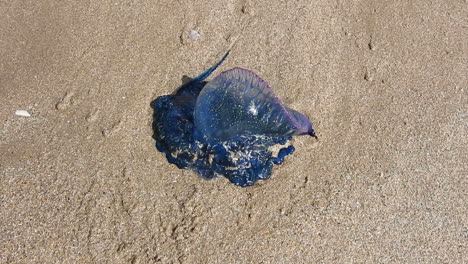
[1, 0, 467, 263]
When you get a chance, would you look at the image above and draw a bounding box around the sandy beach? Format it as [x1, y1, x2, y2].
[1, 0, 467, 263]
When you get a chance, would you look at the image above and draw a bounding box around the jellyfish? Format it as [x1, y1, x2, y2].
[151, 51, 316, 186]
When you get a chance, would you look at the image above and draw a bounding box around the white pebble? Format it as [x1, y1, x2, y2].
[15, 110, 31, 117]
[189, 30, 201, 41]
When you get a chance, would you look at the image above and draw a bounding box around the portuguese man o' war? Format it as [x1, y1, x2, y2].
[151, 51, 316, 187]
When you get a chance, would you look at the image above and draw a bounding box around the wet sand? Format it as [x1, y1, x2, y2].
[1, 1, 467, 263]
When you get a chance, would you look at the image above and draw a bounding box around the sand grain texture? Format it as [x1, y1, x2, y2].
[1, 0, 467, 263]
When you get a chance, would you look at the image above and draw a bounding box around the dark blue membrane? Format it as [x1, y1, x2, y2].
[151, 77, 295, 187]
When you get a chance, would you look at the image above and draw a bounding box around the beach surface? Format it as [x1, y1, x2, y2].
[1, 0, 467, 263]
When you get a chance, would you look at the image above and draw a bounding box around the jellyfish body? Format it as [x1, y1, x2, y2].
[151, 51, 316, 186]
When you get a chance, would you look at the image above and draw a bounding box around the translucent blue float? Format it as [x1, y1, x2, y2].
[151, 51, 316, 186]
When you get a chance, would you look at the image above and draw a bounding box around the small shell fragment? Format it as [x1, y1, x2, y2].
[15, 110, 31, 117]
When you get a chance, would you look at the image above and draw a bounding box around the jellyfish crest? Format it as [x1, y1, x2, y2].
[194, 67, 314, 142]
[192, 50, 231, 83]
